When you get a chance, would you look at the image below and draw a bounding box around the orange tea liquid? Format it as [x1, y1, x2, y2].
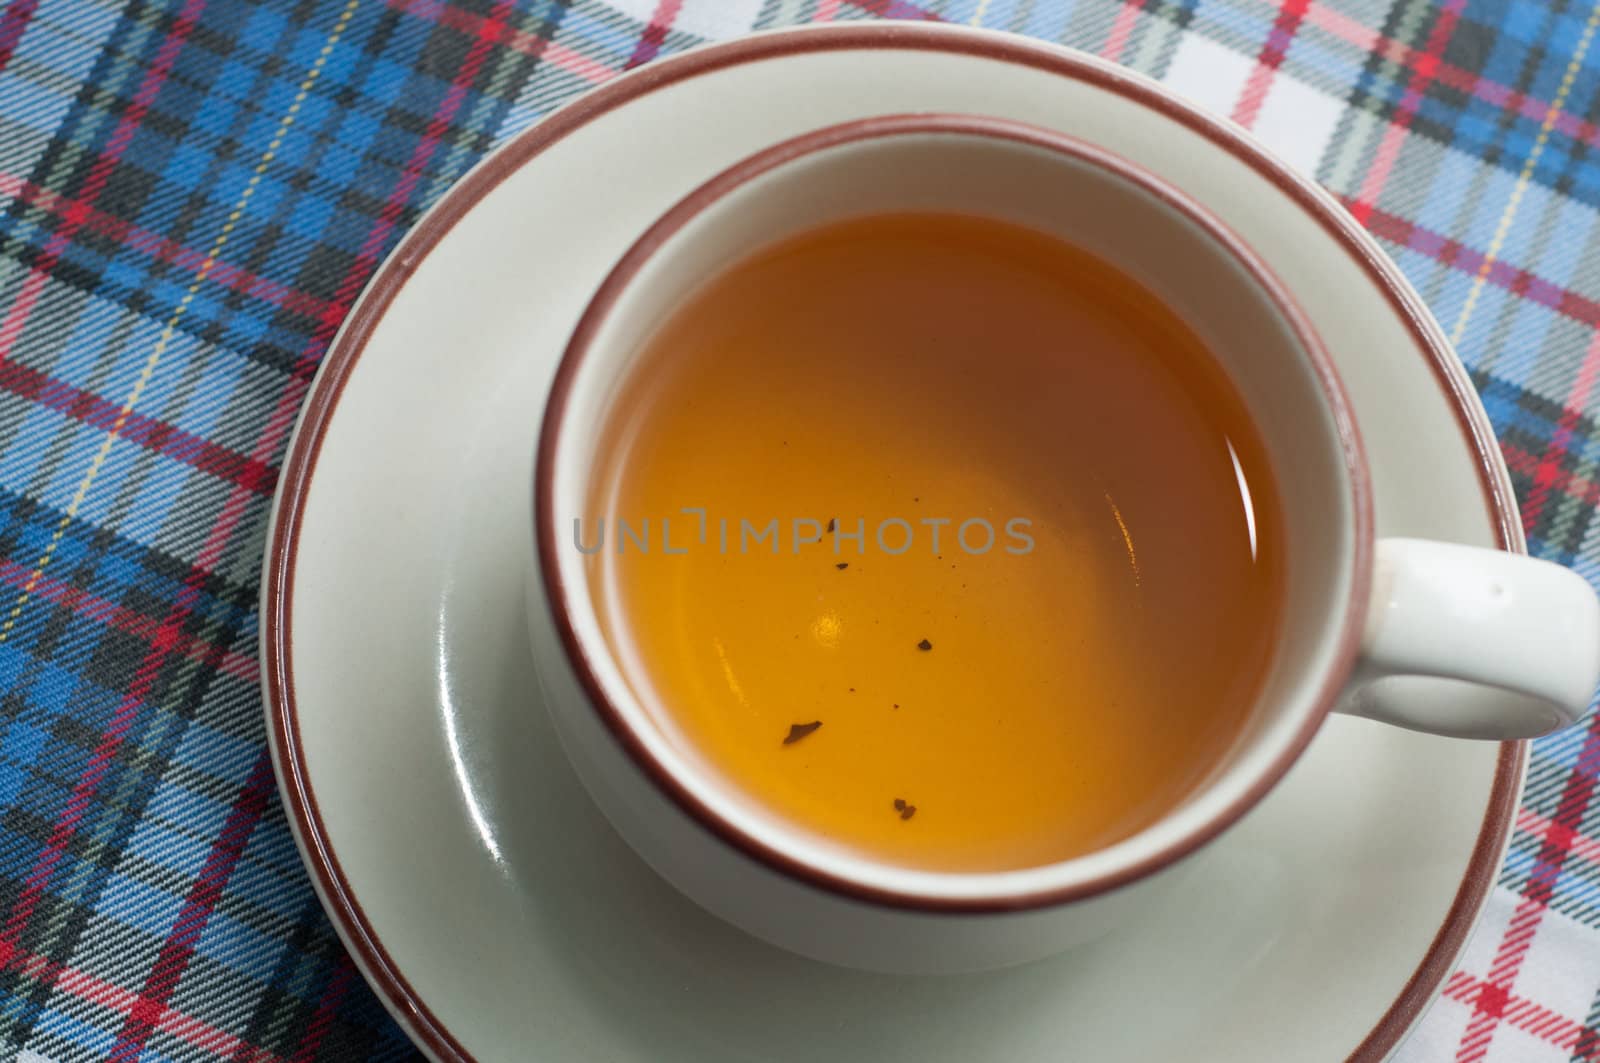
[584, 213, 1284, 872]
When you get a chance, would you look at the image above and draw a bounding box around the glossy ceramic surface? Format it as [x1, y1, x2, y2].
[264, 24, 1525, 1062]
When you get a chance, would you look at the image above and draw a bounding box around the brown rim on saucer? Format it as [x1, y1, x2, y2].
[537, 111, 1374, 909]
[263, 23, 1527, 1063]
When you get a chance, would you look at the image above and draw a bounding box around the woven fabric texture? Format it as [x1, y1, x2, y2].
[2, 0, 1599, 1059]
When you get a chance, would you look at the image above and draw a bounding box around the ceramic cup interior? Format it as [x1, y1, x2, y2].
[537, 115, 1369, 905]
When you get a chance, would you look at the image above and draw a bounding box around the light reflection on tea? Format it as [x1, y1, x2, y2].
[585, 212, 1284, 872]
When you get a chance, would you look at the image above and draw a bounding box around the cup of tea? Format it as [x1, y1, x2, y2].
[527, 114, 1600, 974]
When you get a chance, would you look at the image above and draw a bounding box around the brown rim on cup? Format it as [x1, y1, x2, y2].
[261, 26, 1528, 1063]
[534, 112, 1376, 913]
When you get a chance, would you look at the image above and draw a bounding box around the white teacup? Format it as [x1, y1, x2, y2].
[528, 114, 1600, 974]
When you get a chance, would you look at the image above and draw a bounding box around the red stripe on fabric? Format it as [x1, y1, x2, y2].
[1101, 0, 1143, 63]
[307, 0, 516, 371]
[1522, 330, 1600, 533]
[0, 172, 337, 322]
[0, 712, 150, 955]
[540, 37, 617, 83]
[289, 955, 356, 1063]
[1231, 0, 1314, 128]
[0, 0, 40, 73]
[0, 0, 207, 359]
[1516, 806, 1600, 870]
[624, 0, 681, 70]
[1445, 970, 1600, 1059]
[0, 556, 256, 683]
[1347, 0, 1467, 225]
[1501, 444, 1600, 516]
[76, 40, 524, 1042]
[1354, 203, 1600, 329]
[1303, 3, 1600, 153]
[384, 0, 612, 84]
[1456, 708, 1600, 1061]
[1456, 901, 1547, 1060]
[386, 0, 929, 81]
[0, 0, 209, 970]
[848, 0, 942, 19]
[106, 754, 276, 1061]
[0, 943, 287, 1062]
[0, 356, 275, 497]
[84, 11, 519, 1050]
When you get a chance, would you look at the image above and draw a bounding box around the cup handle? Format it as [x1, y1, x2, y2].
[1336, 538, 1600, 739]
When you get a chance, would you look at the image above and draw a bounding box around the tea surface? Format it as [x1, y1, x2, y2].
[584, 212, 1284, 872]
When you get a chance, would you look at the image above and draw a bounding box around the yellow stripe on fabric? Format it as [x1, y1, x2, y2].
[0, 0, 364, 644]
[1448, 5, 1600, 347]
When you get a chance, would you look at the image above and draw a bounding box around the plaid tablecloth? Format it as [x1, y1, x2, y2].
[0, 0, 1597, 1060]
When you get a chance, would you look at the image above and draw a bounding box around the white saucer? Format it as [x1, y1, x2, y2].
[263, 23, 1526, 1062]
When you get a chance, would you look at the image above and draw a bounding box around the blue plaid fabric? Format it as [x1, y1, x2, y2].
[2, 0, 1600, 1059]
